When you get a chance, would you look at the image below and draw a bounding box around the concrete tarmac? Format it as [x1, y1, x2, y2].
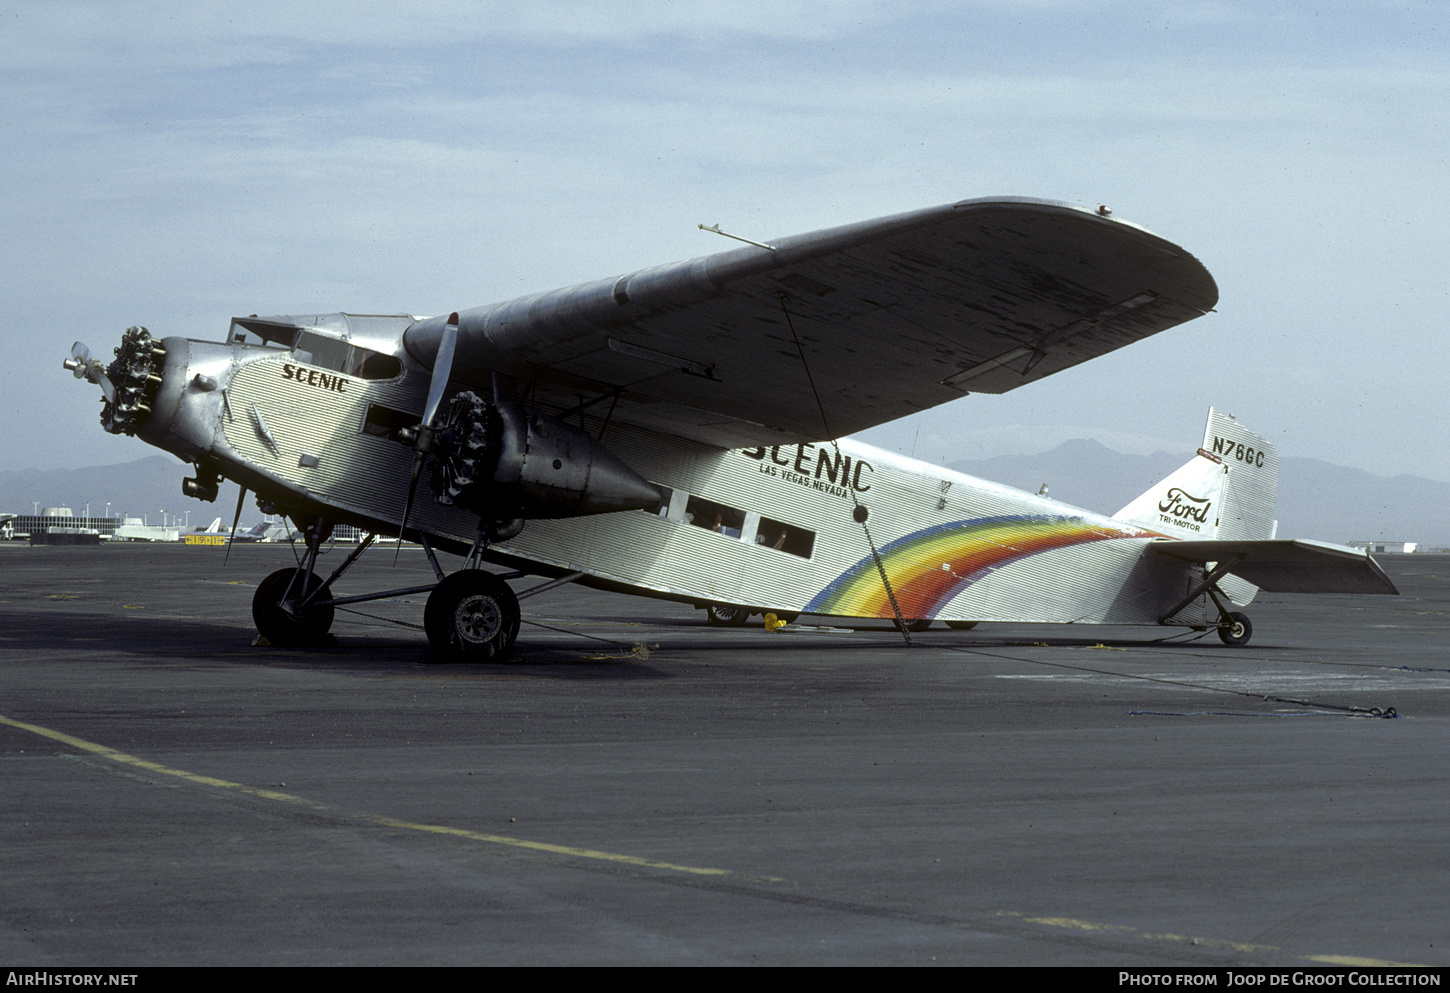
[1, 543, 1446, 966]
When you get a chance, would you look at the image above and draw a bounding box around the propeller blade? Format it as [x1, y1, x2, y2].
[421, 313, 459, 428]
[93, 370, 117, 405]
[395, 312, 460, 565]
[65, 341, 116, 403]
[393, 452, 427, 566]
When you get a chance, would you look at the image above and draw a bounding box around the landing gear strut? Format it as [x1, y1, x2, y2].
[250, 518, 338, 646]
[252, 567, 335, 645]
[247, 516, 530, 660]
[1160, 555, 1255, 647]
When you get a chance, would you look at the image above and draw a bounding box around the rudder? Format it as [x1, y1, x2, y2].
[1114, 408, 1278, 542]
[1199, 407, 1278, 542]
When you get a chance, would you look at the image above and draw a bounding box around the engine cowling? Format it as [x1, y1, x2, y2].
[431, 393, 663, 524]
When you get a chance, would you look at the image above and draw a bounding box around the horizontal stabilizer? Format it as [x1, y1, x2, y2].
[1149, 539, 1398, 595]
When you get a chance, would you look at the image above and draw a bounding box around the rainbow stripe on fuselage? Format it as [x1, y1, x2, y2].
[805, 515, 1139, 619]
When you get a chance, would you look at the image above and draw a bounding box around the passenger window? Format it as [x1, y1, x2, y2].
[362, 403, 417, 441]
[754, 517, 815, 559]
[685, 496, 745, 538]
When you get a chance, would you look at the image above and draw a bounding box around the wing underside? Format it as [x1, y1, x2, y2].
[403, 197, 1219, 449]
[1149, 539, 1399, 595]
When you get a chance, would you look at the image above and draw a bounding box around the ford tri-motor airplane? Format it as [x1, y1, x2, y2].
[64, 197, 1396, 658]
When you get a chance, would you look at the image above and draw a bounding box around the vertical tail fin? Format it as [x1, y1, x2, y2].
[1115, 409, 1278, 606]
[1200, 408, 1278, 542]
[1114, 408, 1279, 542]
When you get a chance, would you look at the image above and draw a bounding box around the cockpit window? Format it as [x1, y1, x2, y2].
[229, 318, 299, 348]
[293, 331, 402, 381]
[228, 319, 403, 380]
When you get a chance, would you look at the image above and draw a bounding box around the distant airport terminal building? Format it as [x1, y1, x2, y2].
[1347, 540, 1418, 554]
[5, 508, 119, 542]
[1, 507, 361, 544]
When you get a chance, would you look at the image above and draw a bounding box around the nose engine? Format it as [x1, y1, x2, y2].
[65, 326, 168, 437]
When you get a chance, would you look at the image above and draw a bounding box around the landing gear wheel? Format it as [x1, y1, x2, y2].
[252, 568, 335, 646]
[945, 620, 979, 631]
[1217, 611, 1252, 647]
[424, 571, 520, 661]
[706, 604, 750, 627]
[895, 617, 932, 632]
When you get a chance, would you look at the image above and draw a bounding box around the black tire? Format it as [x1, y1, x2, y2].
[895, 617, 932, 632]
[424, 571, 520, 661]
[252, 568, 335, 646]
[1217, 611, 1252, 647]
[945, 620, 979, 631]
[706, 603, 750, 626]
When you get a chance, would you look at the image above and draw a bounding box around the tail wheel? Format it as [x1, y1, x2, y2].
[252, 568, 335, 646]
[945, 620, 979, 631]
[706, 604, 750, 626]
[1218, 611, 1253, 647]
[424, 571, 520, 661]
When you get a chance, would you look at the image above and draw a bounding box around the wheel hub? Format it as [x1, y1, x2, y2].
[455, 594, 503, 643]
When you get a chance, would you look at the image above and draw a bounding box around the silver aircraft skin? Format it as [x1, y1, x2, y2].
[64, 196, 1396, 657]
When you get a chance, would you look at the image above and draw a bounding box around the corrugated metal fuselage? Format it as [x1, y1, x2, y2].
[143, 333, 1211, 629]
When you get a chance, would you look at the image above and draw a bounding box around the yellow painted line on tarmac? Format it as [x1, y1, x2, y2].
[993, 911, 1426, 967]
[0, 712, 763, 881]
[0, 712, 1427, 961]
[1305, 954, 1427, 967]
[0, 714, 326, 808]
[365, 815, 737, 877]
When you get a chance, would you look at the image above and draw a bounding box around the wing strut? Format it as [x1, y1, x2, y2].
[779, 293, 912, 645]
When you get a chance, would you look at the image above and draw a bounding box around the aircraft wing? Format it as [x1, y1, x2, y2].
[403, 197, 1219, 448]
[1148, 539, 1400, 595]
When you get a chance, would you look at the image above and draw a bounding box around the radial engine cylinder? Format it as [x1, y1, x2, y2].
[431, 393, 662, 522]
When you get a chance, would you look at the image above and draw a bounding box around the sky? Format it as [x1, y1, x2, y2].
[4, 1, 1448, 486]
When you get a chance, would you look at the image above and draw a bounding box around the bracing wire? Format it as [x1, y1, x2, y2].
[777, 293, 912, 646]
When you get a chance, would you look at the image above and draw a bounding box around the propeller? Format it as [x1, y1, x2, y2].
[63, 342, 116, 404]
[394, 312, 460, 563]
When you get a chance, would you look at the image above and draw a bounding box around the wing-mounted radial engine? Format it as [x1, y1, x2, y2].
[430, 391, 663, 540]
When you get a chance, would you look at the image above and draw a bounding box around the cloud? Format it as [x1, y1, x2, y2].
[5, 2, 1450, 479]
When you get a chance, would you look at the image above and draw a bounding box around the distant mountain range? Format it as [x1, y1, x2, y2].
[5, 443, 1447, 546]
[947, 439, 1450, 547]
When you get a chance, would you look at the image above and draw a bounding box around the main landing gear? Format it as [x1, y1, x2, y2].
[1160, 556, 1256, 647]
[703, 603, 798, 627]
[248, 518, 529, 661]
[423, 570, 520, 660]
